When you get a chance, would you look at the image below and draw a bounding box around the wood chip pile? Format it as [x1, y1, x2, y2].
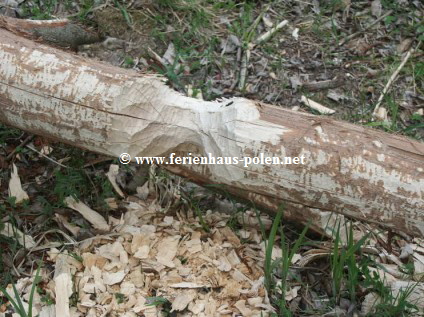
[1, 199, 277, 317]
[1, 165, 424, 316]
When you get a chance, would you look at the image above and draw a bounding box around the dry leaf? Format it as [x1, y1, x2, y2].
[371, 0, 382, 17]
[8, 163, 29, 203]
[162, 42, 175, 65]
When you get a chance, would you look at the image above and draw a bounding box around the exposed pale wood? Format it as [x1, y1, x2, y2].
[8, 163, 29, 203]
[0, 222, 36, 249]
[54, 253, 72, 317]
[0, 27, 423, 237]
[65, 197, 110, 232]
[301, 96, 336, 114]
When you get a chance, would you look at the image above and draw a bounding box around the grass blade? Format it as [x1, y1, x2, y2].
[27, 263, 42, 317]
[0, 285, 25, 316]
[264, 208, 283, 291]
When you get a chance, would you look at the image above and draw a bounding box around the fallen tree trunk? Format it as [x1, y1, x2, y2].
[1, 25, 423, 237]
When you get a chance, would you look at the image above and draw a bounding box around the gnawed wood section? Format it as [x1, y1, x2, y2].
[0, 26, 423, 237]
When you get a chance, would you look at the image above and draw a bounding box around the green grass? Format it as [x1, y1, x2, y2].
[330, 221, 370, 305]
[0, 263, 42, 317]
[146, 0, 219, 95]
[210, 0, 238, 10]
[51, 149, 116, 210]
[328, 221, 420, 316]
[229, 2, 254, 41]
[256, 211, 421, 315]
[114, 292, 127, 304]
[258, 207, 309, 316]
[113, 0, 132, 26]
[192, 203, 210, 232]
[276, 220, 309, 316]
[146, 296, 173, 316]
[0, 124, 21, 145]
[75, 0, 96, 20]
[361, 262, 420, 316]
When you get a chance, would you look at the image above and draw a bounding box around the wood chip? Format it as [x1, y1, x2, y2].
[65, 196, 110, 231]
[301, 96, 336, 114]
[8, 163, 29, 203]
[103, 270, 126, 285]
[0, 222, 36, 249]
[54, 253, 73, 317]
[171, 291, 196, 312]
[156, 235, 181, 268]
[170, 282, 205, 289]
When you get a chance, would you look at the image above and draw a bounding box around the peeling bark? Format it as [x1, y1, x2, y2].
[0, 27, 423, 237]
[0, 16, 101, 49]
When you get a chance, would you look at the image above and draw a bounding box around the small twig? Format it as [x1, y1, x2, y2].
[301, 96, 336, 115]
[372, 40, 421, 117]
[302, 77, 344, 91]
[147, 47, 166, 69]
[238, 47, 251, 90]
[253, 20, 289, 47]
[229, 47, 242, 91]
[6, 135, 33, 161]
[338, 10, 393, 47]
[244, 4, 271, 43]
[238, 5, 271, 91]
[83, 156, 113, 168]
[238, 17, 289, 90]
[26, 144, 69, 168]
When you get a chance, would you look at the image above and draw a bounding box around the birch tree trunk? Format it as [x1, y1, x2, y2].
[1, 26, 423, 237]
